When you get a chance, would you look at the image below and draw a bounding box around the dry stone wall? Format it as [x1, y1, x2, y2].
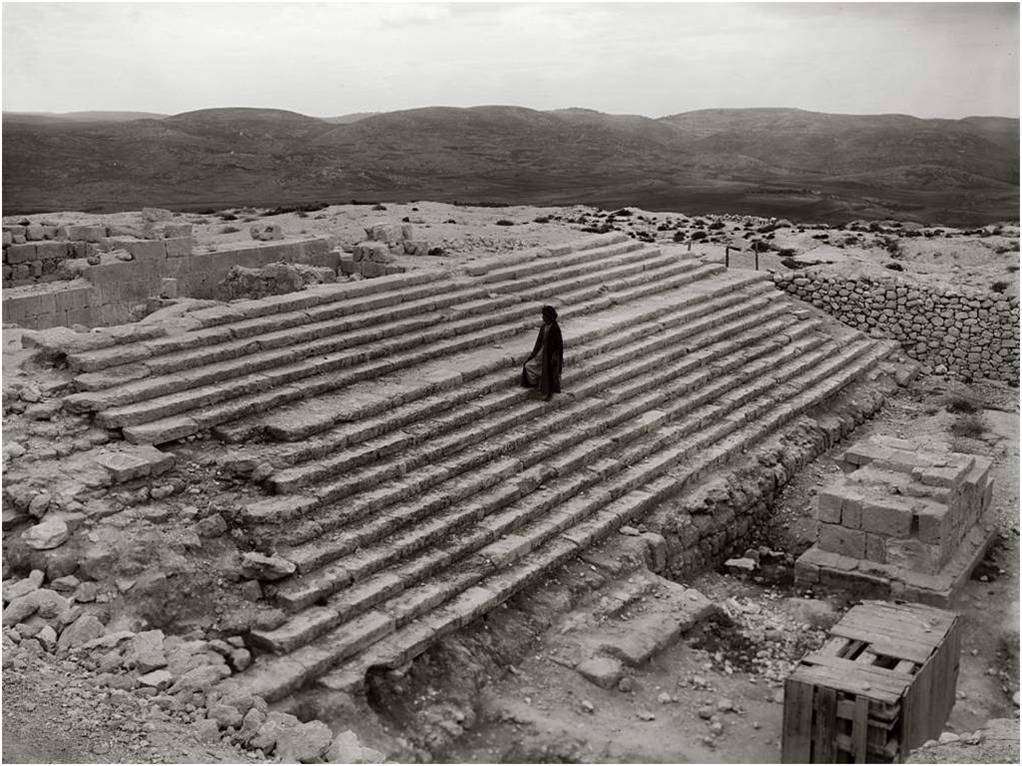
[774, 270, 1020, 383]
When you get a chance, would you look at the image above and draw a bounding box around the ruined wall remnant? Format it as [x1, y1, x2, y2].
[773, 270, 1019, 383]
[216, 262, 338, 301]
[2, 235, 336, 330]
[795, 435, 996, 604]
[339, 220, 429, 278]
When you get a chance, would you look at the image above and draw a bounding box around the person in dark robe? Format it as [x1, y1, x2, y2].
[521, 305, 563, 401]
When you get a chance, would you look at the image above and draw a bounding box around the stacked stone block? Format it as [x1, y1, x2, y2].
[796, 435, 995, 603]
[774, 270, 1020, 383]
[341, 220, 429, 278]
[3, 221, 196, 288]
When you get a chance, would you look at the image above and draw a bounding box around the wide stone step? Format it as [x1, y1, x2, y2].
[261, 323, 830, 618]
[67, 234, 632, 375]
[238, 263, 745, 445]
[473, 232, 631, 281]
[226, 338, 891, 701]
[265, 287, 784, 493]
[67, 242, 671, 411]
[65, 271, 449, 373]
[116, 262, 734, 444]
[92, 253, 674, 428]
[245, 296, 797, 529]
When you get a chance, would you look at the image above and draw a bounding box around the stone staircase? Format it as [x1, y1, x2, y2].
[59, 232, 897, 704]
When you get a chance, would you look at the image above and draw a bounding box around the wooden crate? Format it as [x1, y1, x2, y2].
[782, 600, 961, 763]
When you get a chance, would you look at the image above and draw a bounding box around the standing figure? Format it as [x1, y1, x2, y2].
[521, 305, 563, 401]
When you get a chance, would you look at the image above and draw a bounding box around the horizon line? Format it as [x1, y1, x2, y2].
[2, 105, 1019, 122]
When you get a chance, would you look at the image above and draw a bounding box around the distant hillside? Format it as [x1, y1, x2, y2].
[324, 112, 379, 124]
[2, 105, 1017, 224]
[4, 110, 168, 124]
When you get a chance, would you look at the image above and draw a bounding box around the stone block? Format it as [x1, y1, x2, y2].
[160, 223, 192, 238]
[862, 532, 885, 563]
[860, 498, 913, 537]
[120, 240, 166, 259]
[61, 224, 107, 242]
[818, 523, 865, 558]
[364, 222, 405, 244]
[915, 502, 951, 545]
[576, 655, 623, 689]
[885, 537, 942, 575]
[35, 241, 71, 260]
[25, 224, 45, 241]
[163, 237, 193, 257]
[6, 243, 38, 264]
[159, 278, 179, 299]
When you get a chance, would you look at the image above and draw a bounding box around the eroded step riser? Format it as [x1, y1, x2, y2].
[239, 268, 746, 451]
[236, 342, 888, 697]
[67, 275, 454, 373]
[479, 238, 643, 284]
[272, 331, 835, 607]
[267, 314, 812, 539]
[71, 244, 671, 406]
[71, 237, 636, 374]
[122, 266, 741, 444]
[269, 301, 794, 492]
[271, 275, 763, 458]
[114, 256, 703, 433]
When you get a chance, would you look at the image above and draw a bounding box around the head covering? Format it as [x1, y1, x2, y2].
[541, 305, 558, 322]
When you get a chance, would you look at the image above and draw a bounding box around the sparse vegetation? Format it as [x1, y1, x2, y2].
[949, 412, 987, 439]
[533, 216, 550, 224]
[220, 225, 240, 234]
[495, 219, 515, 226]
[372, 204, 387, 211]
[991, 280, 1009, 293]
[218, 211, 238, 221]
[943, 387, 983, 414]
[885, 262, 904, 271]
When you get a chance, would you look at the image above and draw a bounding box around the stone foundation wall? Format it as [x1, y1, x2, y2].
[773, 271, 1020, 383]
[2, 238, 336, 330]
[646, 385, 889, 579]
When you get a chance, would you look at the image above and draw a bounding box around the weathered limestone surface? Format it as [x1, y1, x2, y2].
[795, 435, 996, 603]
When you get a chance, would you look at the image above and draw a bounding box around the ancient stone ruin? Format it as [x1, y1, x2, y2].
[796, 435, 996, 604]
[2, 218, 1015, 761]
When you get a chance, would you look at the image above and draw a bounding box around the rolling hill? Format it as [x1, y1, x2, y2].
[2, 105, 1017, 224]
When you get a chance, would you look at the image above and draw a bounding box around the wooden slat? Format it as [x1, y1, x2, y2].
[792, 665, 901, 705]
[813, 686, 838, 763]
[864, 600, 958, 632]
[799, 653, 915, 694]
[836, 700, 899, 727]
[893, 659, 916, 674]
[829, 624, 934, 664]
[819, 635, 853, 657]
[847, 604, 950, 646]
[852, 696, 870, 763]
[782, 679, 815, 763]
[855, 650, 879, 666]
[840, 611, 943, 650]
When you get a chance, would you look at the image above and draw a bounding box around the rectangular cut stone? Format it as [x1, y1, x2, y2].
[94, 450, 152, 482]
[816, 490, 844, 523]
[860, 498, 913, 537]
[818, 523, 866, 559]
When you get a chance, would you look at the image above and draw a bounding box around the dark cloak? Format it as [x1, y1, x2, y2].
[521, 321, 563, 395]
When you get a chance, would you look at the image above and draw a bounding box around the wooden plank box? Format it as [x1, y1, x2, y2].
[782, 600, 961, 763]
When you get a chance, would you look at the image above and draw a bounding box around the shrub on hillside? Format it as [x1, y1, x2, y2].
[991, 281, 1009, 293]
[533, 216, 550, 224]
[221, 225, 240, 234]
[690, 230, 707, 241]
[495, 219, 515, 226]
[219, 212, 238, 221]
[950, 413, 986, 439]
[372, 204, 387, 211]
[612, 208, 632, 217]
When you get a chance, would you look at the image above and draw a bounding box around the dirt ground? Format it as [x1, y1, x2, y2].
[439, 377, 1020, 763]
[9, 200, 1018, 295]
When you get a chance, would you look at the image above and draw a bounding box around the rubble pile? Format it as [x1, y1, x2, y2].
[216, 262, 339, 301]
[2, 568, 383, 762]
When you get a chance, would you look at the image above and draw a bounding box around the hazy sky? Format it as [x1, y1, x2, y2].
[2, 2, 1018, 119]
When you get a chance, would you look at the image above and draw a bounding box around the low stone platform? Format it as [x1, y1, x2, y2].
[795, 435, 997, 605]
